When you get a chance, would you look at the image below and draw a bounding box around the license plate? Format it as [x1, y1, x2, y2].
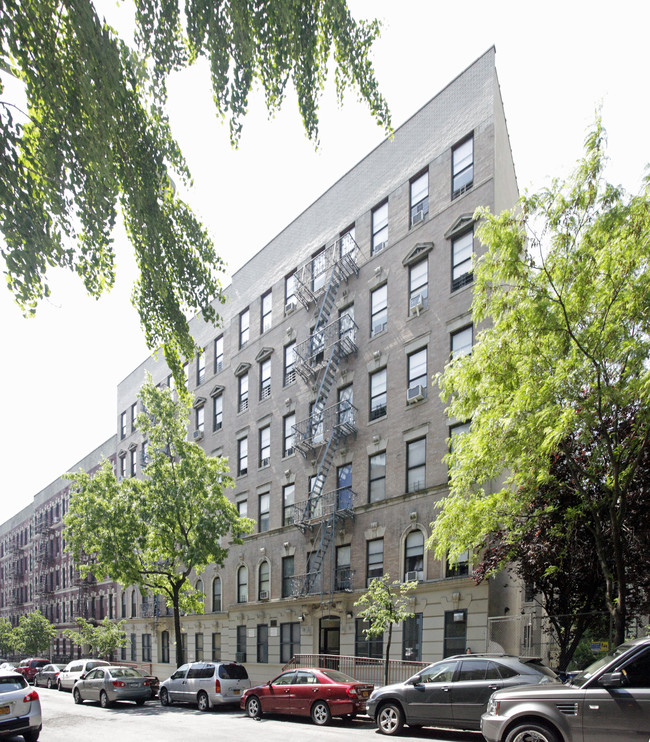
[360, 691, 369, 699]
[233, 689, 240, 695]
[0, 707, 9, 715]
[128, 683, 138, 687]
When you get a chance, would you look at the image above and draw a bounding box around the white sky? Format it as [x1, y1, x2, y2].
[1, 0, 649, 520]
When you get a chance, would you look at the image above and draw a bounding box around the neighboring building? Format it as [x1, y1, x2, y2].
[0, 48, 527, 680]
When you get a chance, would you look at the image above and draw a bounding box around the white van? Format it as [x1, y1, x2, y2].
[58, 658, 111, 691]
[159, 661, 250, 711]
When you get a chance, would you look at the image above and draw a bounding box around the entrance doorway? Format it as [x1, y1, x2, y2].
[319, 616, 341, 669]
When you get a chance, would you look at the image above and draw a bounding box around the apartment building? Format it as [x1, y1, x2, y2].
[0, 48, 526, 679]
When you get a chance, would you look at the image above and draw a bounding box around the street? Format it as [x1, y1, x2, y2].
[12, 687, 485, 742]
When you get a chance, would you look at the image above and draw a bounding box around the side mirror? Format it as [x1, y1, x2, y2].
[408, 675, 423, 686]
[599, 671, 624, 688]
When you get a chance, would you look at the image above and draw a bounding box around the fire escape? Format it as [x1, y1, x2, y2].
[290, 234, 361, 598]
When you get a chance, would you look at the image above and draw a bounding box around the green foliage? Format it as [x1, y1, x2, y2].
[0, 0, 390, 372]
[0, 617, 17, 656]
[64, 616, 127, 659]
[64, 375, 253, 665]
[15, 610, 56, 656]
[433, 119, 650, 644]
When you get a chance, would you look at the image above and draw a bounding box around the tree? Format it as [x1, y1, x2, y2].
[431, 119, 650, 646]
[0, 617, 17, 657]
[15, 610, 56, 656]
[354, 573, 416, 685]
[64, 376, 253, 666]
[64, 616, 127, 659]
[0, 0, 390, 374]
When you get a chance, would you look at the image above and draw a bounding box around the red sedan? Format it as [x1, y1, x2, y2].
[241, 667, 373, 725]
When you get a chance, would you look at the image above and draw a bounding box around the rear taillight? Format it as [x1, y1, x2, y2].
[215, 678, 221, 694]
[346, 687, 358, 697]
[112, 681, 125, 687]
[23, 691, 39, 703]
[143, 680, 150, 686]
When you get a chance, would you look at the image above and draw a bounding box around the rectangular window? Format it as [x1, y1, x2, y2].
[237, 499, 248, 518]
[196, 348, 206, 385]
[258, 492, 270, 533]
[369, 368, 387, 420]
[339, 304, 355, 344]
[444, 609, 467, 657]
[406, 437, 426, 492]
[370, 284, 388, 336]
[213, 394, 223, 431]
[130, 402, 138, 432]
[402, 613, 423, 661]
[130, 633, 137, 662]
[211, 632, 221, 661]
[451, 325, 473, 359]
[259, 426, 270, 468]
[368, 452, 386, 503]
[130, 448, 137, 477]
[452, 231, 473, 290]
[407, 347, 428, 401]
[119, 454, 126, 479]
[283, 484, 295, 527]
[409, 259, 428, 312]
[214, 335, 224, 374]
[338, 384, 354, 427]
[120, 411, 127, 439]
[195, 404, 205, 432]
[195, 632, 204, 661]
[284, 342, 296, 386]
[236, 625, 247, 663]
[260, 290, 272, 333]
[355, 618, 383, 658]
[280, 622, 300, 663]
[257, 624, 269, 663]
[372, 201, 388, 255]
[366, 538, 384, 585]
[239, 308, 250, 349]
[452, 136, 474, 198]
[410, 171, 429, 226]
[238, 437, 248, 476]
[339, 226, 356, 257]
[238, 372, 249, 413]
[282, 555, 294, 598]
[335, 544, 351, 591]
[285, 272, 297, 311]
[446, 549, 470, 578]
[259, 358, 271, 400]
[312, 248, 327, 292]
[283, 413, 295, 457]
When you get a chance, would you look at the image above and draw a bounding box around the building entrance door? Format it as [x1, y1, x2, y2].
[319, 616, 341, 669]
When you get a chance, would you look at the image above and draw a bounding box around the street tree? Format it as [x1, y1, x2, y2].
[432, 120, 650, 646]
[0, 0, 390, 375]
[64, 617, 127, 659]
[15, 610, 56, 656]
[354, 573, 416, 685]
[65, 376, 253, 666]
[0, 617, 17, 657]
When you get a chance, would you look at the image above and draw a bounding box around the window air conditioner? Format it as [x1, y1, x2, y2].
[407, 385, 425, 404]
[409, 294, 424, 316]
[193, 430, 204, 441]
[285, 300, 297, 314]
[259, 591, 269, 601]
[411, 209, 425, 225]
[372, 322, 387, 336]
[405, 571, 419, 582]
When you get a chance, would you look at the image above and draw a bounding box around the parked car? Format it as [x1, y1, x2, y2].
[33, 664, 65, 689]
[0, 669, 42, 741]
[14, 660, 49, 685]
[159, 661, 250, 711]
[367, 654, 559, 735]
[73, 665, 152, 708]
[57, 659, 111, 691]
[241, 667, 374, 725]
[481, 636, 650, 742]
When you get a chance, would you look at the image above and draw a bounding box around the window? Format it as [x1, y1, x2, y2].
[449, 422, 471, 475]
[312, 248, 327, 292]
[284, 342, 296, 386]
[280, 622, 300, 663]
[237, 437, 248, 476]
[130, 590, 137, 618]
[212, 577, 222, 612]
[451, 325, 473, 359]
[237, 499, 248, 518]
[237, 565, 248, 603]
[409, 259, 428, 312]
[120, 411, 127, 439]
[338, 384, 354, 427]
[195, 632, 204, 661]
[444, 609, 467, 657]
[239, 308, 250, 348]
[258, 560, 270, 599]
[283, 413, 295, 457]
[339, 226, 355, 257]
[402, 613, 423, 661]
[257, 624, 268, 663]
[119, 454, 126, 479]
[260, 290, 272, 333]
[160, 630, 170, 663]
[372, 201, 388, 254]
[339, 304, 355, 344]
[142, 634, 153, 661]
[369, 368, 387, 420]
[238, 372, 249, 413]
[408, 347, 428, 399]
[452, 135, 473, 198]
[259, 358, 271, 400]
[195, 404, 205, 433]
[211, 632, 221, 661]
[335, 545, 351, 591]
[282, 555, 294, 598]
[130, 447, 137, 477]
[285, 272, 297, 311]
[197, 348, 206, 385]
[337, 463, 353, 510]
[212, 393, 223, 431]
[366, 538, 384, 585]
[283, 484, 295, 526]
[258, 426, 270, 468]
[406, 437, 426, 492]
[410, 171, 428, 226]
[130, 633, 137, 661]
[130, 402, 138, 432]
[404, 530, 424, 580]
[368, 452, 386, 503]
[447, 549, 469, 578]
[121, 592, 126, 618]
[258, 493, 270, 532]
[452, 230, 473, 290]
[355, 618, 383, 658]
[309, 401, 324, 443]
[214, 335, 224, 374]
[195, 579, 204, 610]
[370, 284, 388, 336]
[236, 625, 247, 662]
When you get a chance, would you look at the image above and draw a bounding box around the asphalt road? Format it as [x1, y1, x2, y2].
[13, 687, 484, 742]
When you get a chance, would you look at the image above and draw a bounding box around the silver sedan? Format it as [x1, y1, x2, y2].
[73, 666, 152, 708]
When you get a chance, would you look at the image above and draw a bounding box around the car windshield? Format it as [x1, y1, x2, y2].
[569, 641, 637, 688]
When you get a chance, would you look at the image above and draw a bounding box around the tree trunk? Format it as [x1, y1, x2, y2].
[384, 624, 392, 686]
[172, 584, 184, 667]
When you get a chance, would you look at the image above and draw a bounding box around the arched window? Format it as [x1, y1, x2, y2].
[130, 590, 137, 618]
[195, 579, 204, 610]
[212, 577, 222, 612]
[161, 630, 170, 663]
[258, 561, 270, 600]
[237, 566, 248, 603]
[404, 530, 424, 581]
[121, 591, 127, 618]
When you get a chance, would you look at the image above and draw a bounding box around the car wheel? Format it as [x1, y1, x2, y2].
[100, 690, 112, 709]
[47, 678, 53, 689]
[159, 688, 171, 706]
[197, 691, 210, 712]
[73, 687, 83, 705]
[57, 680, 63, 692]
[505, 722, 561, 742]
[311, 700, 331, 726]
[376, 702, 404, 735]
[23, 730, 40, 742]
[246, 695, 262, 719]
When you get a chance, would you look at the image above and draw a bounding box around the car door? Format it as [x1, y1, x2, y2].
[450, 659, 503, 729]
[166, 665, 190, 703]
[401, 660, 458, 726]
[82, 668, 102, 701]
[264, 671, 295, 713]
[291, 670, 320, 715]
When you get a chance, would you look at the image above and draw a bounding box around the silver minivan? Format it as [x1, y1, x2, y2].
[58, 659, 111, 691]
[159, 661, 250, 711]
